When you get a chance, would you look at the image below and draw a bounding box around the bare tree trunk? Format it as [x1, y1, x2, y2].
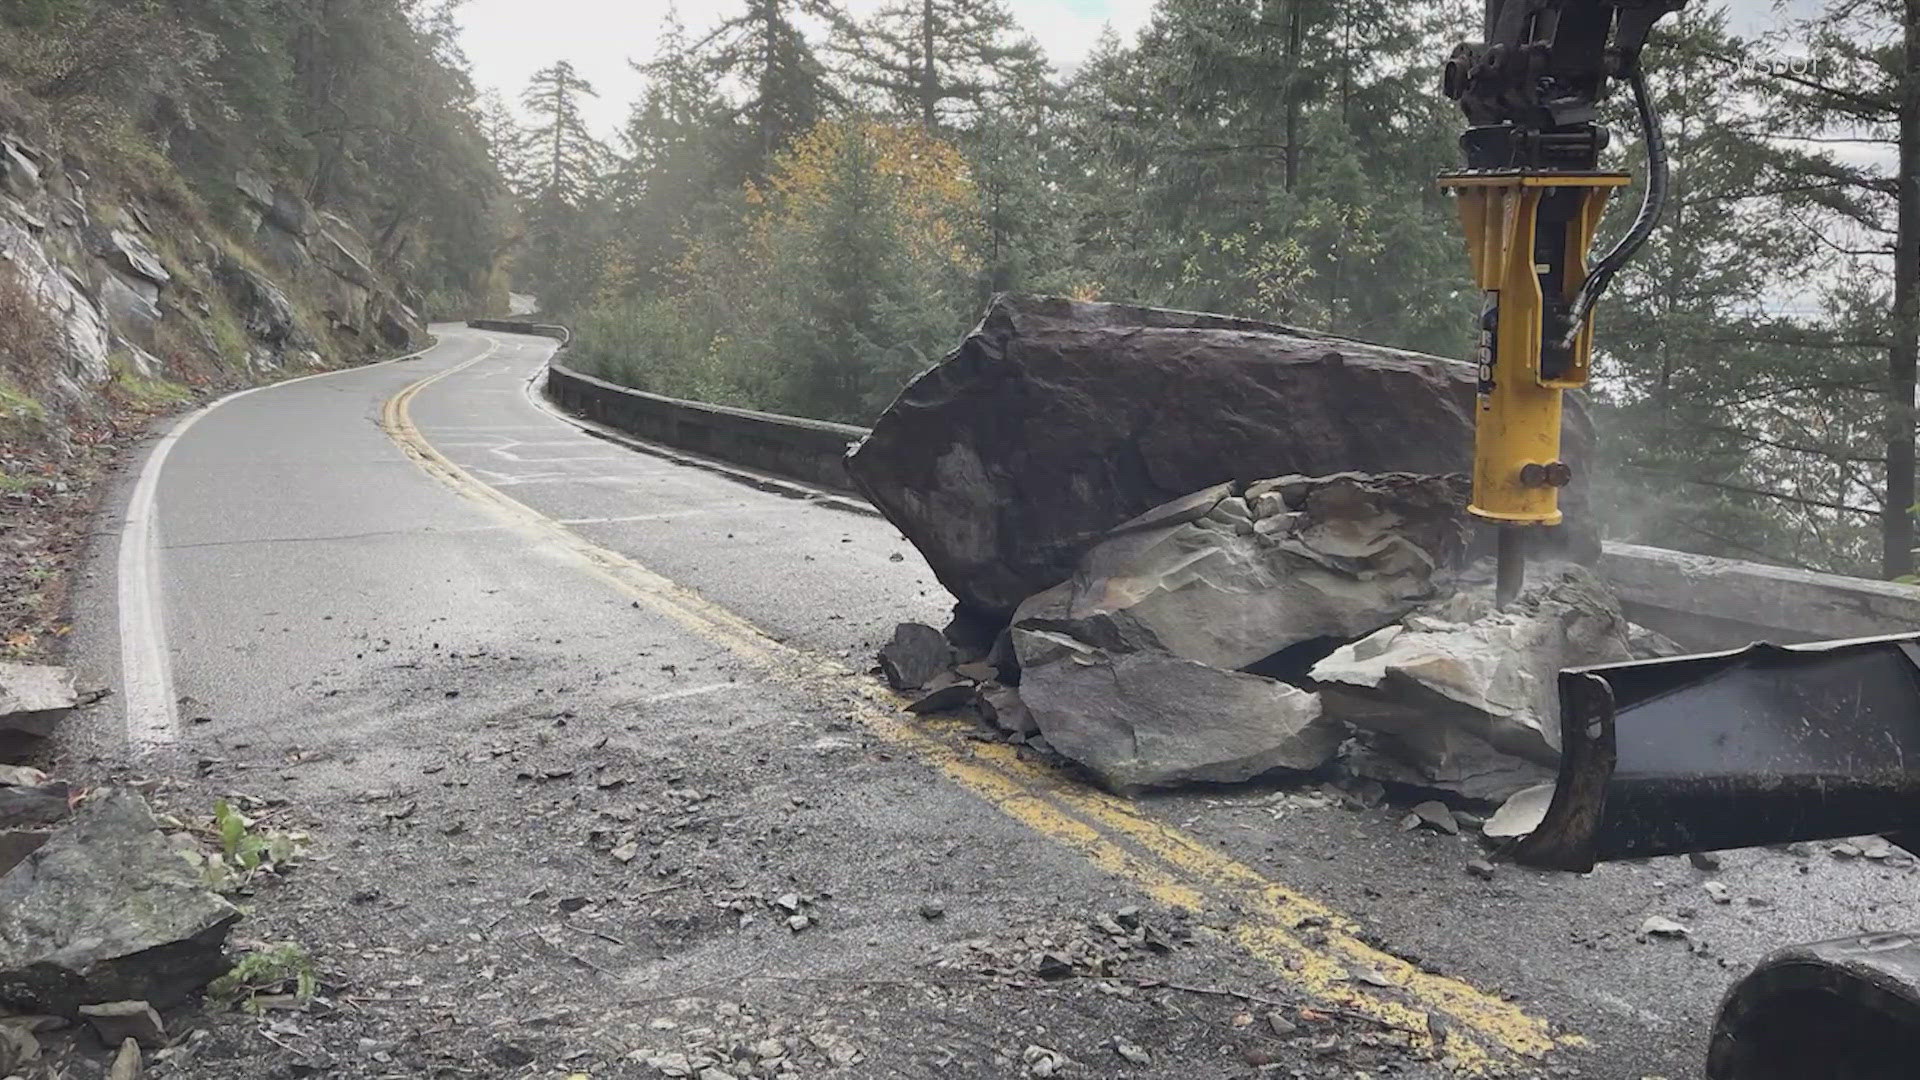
[1283, 0, 1301, 192]
[1885, 0, 1920, 576]
[921, 0, 937, 130]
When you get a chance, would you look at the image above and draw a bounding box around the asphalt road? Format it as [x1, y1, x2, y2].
[63, 325, 1920, 1079]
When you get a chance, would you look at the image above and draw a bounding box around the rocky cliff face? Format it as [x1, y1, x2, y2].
[0, 92, 433, 661]
[0, 116, 426, 438]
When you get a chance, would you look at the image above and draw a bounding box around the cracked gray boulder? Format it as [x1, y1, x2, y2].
[1011, 473, 1470, 671]
[0, 789, 239, 1015]
[1310, 564, 1634, 801]
[845, 294, 1598, 623]
[1013, 630, 1340, 790]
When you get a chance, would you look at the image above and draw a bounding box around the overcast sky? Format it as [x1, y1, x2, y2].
[455, 0, 1808, 138]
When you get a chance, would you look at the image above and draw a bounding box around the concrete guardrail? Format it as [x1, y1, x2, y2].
[538, 351, 1920, 650]
[466, 318, 572, 345]
[544, 361, 868, 495]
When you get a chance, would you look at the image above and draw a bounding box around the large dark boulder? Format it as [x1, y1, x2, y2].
[845, 295, 1599, 622]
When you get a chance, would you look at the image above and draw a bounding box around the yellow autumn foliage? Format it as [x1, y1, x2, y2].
[752, 120, 982, 272]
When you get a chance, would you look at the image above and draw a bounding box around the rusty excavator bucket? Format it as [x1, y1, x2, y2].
[1508, 632, 1920, 1077]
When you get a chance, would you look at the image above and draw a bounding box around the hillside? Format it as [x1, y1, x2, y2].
[0, 0, 516, 655]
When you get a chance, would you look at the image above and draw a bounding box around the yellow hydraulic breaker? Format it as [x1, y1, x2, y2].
[1439, 171, 1626, 602]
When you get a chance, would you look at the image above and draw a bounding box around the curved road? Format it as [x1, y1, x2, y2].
[66, 325, 1920, 1078]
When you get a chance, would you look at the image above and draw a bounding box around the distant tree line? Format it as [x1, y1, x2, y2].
[494, 0, 1920, 581]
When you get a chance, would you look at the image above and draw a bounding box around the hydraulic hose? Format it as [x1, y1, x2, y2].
[1556, 64, 1668, 351]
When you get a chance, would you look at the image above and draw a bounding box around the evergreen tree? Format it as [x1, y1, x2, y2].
[520, 60, 609, 311]
[697, 0, 848, 174]
[833, 0, 1047, 132]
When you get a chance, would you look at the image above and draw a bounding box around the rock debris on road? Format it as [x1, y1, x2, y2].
[6, 326, 1914, 1080]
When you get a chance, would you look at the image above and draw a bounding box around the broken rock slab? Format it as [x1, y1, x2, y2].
[0, 789, 240, 1015]
[1012, 473, 1470, 672]
[0, 663, 77, 738]
[1013, 629, 1341, 790]
[877, 623, 951, 691]
[1311, 564, 1634, 802]
[845, 294, 1600, 622]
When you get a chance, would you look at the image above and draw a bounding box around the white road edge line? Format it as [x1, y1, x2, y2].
[117, 337, 445, 752]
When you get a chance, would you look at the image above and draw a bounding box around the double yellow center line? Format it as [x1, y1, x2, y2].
[383, 345, 1573, 1075]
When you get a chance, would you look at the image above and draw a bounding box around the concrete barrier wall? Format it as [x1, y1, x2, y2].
[466, 319, 572, 345]
[541, 356, 1920, 650]
[544, 361, 868, 494]
[1598, 542, 1920, 650]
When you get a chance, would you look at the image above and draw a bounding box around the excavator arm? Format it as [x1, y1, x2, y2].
[1438, 10, 1920, 1070]
[1439, 0, 1682, 604]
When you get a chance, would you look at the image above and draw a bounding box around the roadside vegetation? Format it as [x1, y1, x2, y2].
[499, 0, 1920, 579]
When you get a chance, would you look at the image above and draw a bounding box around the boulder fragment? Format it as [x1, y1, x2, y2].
[0, 789, 240, 1015]
[0, 663, 76, 738]
[845, 294, 1599, 622]
[978, 683, 1037, 736]
[877, 623, 951, 691]
[1310, 564, 1633, 801]
[1012, 473, 1470, 671]
[1013, 630, 1340, 789]
[78, 1001, 165, 1049]
[1484, 783, 1555, 840]
[109, 1037, 142, 1080]
[0, 769, 71, 877]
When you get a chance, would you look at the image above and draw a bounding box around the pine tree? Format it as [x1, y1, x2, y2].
[833, 0, 1047, 132]
[520, 60, 610, 312]
[522, 60, 606, 207]
[478, 89, 531, 196]
[698, 0, 849, 174]
[602, 12, 732, 296]
[1733, 0, 1920, 575]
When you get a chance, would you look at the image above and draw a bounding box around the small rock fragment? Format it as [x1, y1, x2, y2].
[1703, 881, 1731, 904]
[786, 914, 811, 933]
[906, 681, 975, 714]
[1035, 953, 1074, 980]
[1348, 964, 1395, 988]
[1862, 837, 1895, 860]
[1639, 915, 1690, 939]
[1022, 1044, 1069, 1077]
[1466, 858, 1496, 880]
[1404, 801, 1459, 835]
[78, 1001, 165, 1049]
[1831, 842, 1863, 860]
[877, 623, 951, 691]
[1112, 1038, 1151, 1066]
[0, 663, 78, 738]
[109, 1038, 142, 1080]
[1266, 1011, 1299, 1037]
[0, 1024, 38, 1074]
[1484, 783, 1553, 840]
[917, 902, 945, 921]
[1688, 851, 1723, 871]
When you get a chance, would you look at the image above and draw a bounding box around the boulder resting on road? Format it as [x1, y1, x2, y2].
[0, 789, 239, 1015]
[845, 294, 1598, 623]
[1011, 473, 1470, 672]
